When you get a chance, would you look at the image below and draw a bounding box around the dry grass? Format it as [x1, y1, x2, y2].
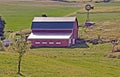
[106, 52, 120, 59]
[79, 21, 120, 40]
[76, 6, 120, 13]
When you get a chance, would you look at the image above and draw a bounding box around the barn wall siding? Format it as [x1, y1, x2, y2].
[73, 21, 78, 39]
[29, 39, 69, 47]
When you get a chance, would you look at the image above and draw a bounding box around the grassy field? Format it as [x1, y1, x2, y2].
[0, 43, 120, 77]
[0, 1, 80, 31]
[76, 2, 120, 39]
[0, 1, 120, 77]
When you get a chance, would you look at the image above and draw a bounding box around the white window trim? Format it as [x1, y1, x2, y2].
[35, 42, 40, 44]
[42, 42, 47, 44]
[56, 42, 61, 44]
[49, 42, 54, 44]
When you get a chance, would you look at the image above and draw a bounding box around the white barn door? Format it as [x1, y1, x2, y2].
[69, 39, 71, 46]
[72, 39, 75, 44]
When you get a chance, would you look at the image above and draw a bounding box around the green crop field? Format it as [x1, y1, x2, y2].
[0, 1, 120, 77]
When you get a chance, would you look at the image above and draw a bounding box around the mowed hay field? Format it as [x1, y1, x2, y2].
[0, 0, 120, 77]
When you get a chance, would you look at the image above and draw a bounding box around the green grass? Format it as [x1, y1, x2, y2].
[77, 12, 120, 23]
[76, 2, 120, 23]
[0, 2, 79, 31]
[3, 6, 79, 31]
[0, 1, 120, 77]
[0, 1, 119, 31]
[0, 43, 120, 77]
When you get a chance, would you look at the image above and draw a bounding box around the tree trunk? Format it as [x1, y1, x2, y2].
[18, 53, 22, 74]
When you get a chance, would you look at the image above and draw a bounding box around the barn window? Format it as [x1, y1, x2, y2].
[49, 42, 54, 44]
[42, 42, 47, 44]
[35, 42, 40, 44]
[56, 42, 61, 44]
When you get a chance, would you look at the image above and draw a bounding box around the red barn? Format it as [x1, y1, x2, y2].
[27, 17, 78, 47]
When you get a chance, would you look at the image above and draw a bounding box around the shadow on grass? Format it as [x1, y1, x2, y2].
[70, 39, 89, 48]
[16, 72, 26, 77]
[30, 43, 89, 49]
[72, 43, 89, 48]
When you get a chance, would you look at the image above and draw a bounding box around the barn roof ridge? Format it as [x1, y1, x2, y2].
[32, 17, 76, 22]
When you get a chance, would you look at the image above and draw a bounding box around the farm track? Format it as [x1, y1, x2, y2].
[77, 11, 120, 14]
[64, 9, 82, 16]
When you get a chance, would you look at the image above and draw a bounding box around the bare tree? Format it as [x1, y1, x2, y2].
[11, 33, 30, 75]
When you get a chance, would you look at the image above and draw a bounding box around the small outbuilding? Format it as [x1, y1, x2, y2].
[27, 17, 79, 47]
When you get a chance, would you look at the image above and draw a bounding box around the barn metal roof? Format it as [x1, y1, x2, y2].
[32, 17, 76, 22]
[27, 32, 72, 39]
[31, 22, 74, 30]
